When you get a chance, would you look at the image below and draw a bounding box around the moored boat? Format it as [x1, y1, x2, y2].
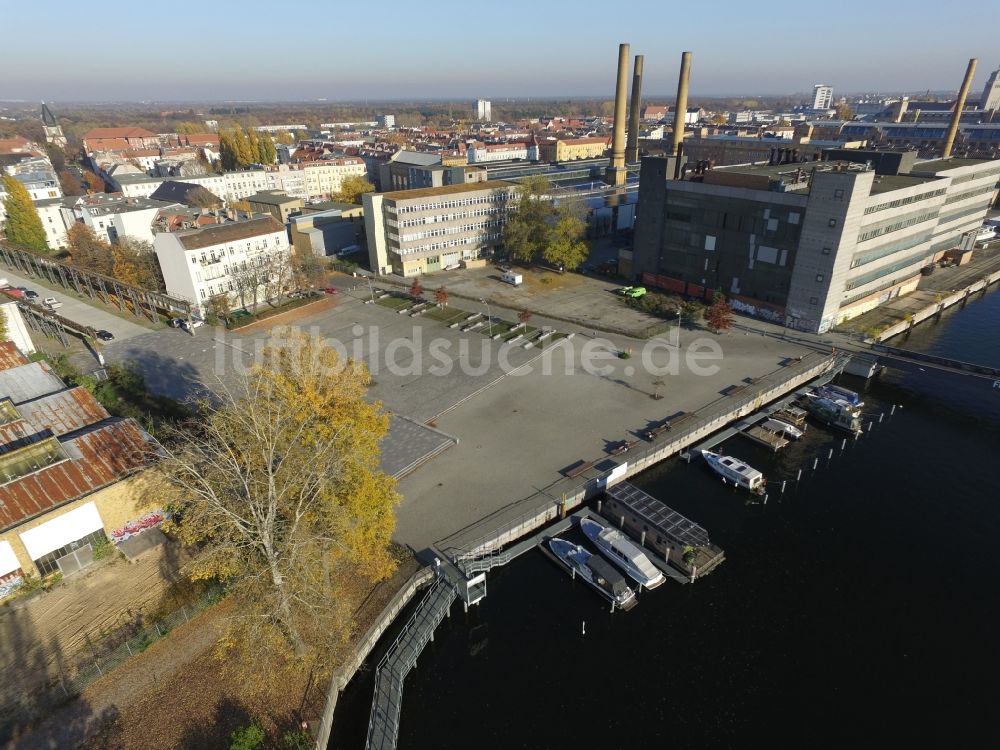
[761, 417, 804, 440]
[701, 450, 766, 494]
[548, 537, 637, 609]
[580, 517, 665, 589]
[804, 394, 863, 435]
[816, 384, 864, 408]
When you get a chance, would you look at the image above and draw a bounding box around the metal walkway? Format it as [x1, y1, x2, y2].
[365, 576, 457, 750]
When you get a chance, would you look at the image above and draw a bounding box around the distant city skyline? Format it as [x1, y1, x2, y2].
[1, 0, 998, 102]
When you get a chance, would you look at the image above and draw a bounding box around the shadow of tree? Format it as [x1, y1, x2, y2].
[174, 695, 254, 750]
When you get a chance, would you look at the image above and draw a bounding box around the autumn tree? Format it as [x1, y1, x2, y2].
[706, 291, 734, 333]
[160, 331, 399, 673]
[83, 171, 106, 194]
[434, 285, 449, 308]
[503, 175, 589, 270]
[58, 169, 83, 196]
[176, 121, 206, 135]
[1, 176, 49, 252]
[115, 237, 165, 291]
[409, 277, 424, 299]
[834, 103, 855, 121]
[205, 293, 232, 326]
[518, 309, 532, 326]
[274, 131, 296, 146]
[334, 174, 375, 205]
[257, 132, 277, 165]
[291, 251, 323, 290]
[66, 224, 113, 275]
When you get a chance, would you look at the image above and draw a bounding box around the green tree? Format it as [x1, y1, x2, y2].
[160, 332, 398, 675]
[334, 174, 375, 204]
[219, 129, 239, 171]
[228, 723, 266, 750]
[834, 102, 855, 121]
[246, 127, 262, 165]
[1, 175, 49, 252]
[503, 176, 590, 270]
[232, 124, 254, 166]
[258, 132, 277, 164]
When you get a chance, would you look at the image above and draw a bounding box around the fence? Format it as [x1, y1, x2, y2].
[0, 584, 223, 742]
[443, 351, 846, 563]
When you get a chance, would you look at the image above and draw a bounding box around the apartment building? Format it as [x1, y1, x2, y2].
[363, 180, 517, 276]
[112, 170, 270, 202]
[153, 216, 291, 310]
[538, 137, 610, 163]
[81, 127, 159, 153]
[66, 193, 177, 245]
[468, 141, 539, 163]
[632, 154, 1000, 333]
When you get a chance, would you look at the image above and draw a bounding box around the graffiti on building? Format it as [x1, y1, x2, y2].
[0, 572, 25, 600]
[730, 297, 785, 324]
[110, 510, 167, 544]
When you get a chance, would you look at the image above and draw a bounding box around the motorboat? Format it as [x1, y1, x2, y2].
[548, 537, 637, 609]
[580, 517, 665, 589]
[701, 450, 766, 494]
[815, 384, 864, 408]
[761, 417, 804, 440]
[805, 394, 863, 435]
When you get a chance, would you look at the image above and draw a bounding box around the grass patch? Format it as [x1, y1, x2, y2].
[225, 295, 321, 329]
[422, 306, 468, 324]
[375, 295, 415, 311]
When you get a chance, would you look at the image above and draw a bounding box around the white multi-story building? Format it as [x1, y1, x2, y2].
[376, 114, 396, 128]
[113, 170, 270, 203]
[364, 180, 517, 276]
[69, 194, 177, 245]
[812, 85, 834, 110]
[33, 199, 71, 250]
[476, 99, 492, 122]
[301, 159, 368, 199]
[467, 142, 531, 163]
[4, 157, 62, 202]
[153, 216, 291, 311]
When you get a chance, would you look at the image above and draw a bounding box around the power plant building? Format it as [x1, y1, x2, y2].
[631, 153, 1000, 333]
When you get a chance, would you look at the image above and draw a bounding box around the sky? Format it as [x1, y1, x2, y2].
[2, 0, 999, 103]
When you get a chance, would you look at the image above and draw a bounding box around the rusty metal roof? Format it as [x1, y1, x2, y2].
[0, 362, 65, 405]
[0, 342, 29, 372]
[0, 419, 157, 532]
[15, 387, 109, 438]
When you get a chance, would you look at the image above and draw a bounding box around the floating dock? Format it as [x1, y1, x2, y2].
[742, 424, 790, 451]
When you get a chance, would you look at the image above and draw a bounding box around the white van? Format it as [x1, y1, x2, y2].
[501, 270, 523, 286]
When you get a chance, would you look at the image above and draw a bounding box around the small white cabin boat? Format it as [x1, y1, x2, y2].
[761, 417, 804, 440]
[580, 517, 665, 589]
[701, 450, 766, 494]
[548, 537, 637, 609]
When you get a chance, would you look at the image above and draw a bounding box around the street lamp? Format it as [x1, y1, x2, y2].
[365, 275, 375, 303]
[479, 297, 493, 337]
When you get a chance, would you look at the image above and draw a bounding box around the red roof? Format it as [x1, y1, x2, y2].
[82, 127, 158, 140]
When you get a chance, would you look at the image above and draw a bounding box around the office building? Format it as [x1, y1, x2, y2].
[477, 99, 492, 122]
[980, 66, 1000, 111]
[812, 85, 834, 110]
[632, 153, 1000, 333]
[364, 180, 517, 276]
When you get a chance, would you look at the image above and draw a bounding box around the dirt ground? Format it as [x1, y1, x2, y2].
[0, 540, 194, 707]
[234, 295, 339, 334]
[7, 555, 422, 750]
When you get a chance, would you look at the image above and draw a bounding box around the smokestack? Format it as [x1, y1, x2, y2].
[625, 55, 644, 163]
[606, 42, 630, 187]
[942, 58, 977, 159]
[671, 51, 692, 179]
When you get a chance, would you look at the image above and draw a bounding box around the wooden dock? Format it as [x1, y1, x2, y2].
[742, 425, 790, 451]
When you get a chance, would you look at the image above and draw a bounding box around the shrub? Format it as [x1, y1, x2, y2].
[229, 723, 266, 750]
[91, 536, 115, 561]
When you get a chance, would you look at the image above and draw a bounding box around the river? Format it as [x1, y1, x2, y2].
[331, 289, 1000, 749]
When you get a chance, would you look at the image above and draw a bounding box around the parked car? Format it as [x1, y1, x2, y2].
[168, 317, 185, 328]
[320, 287, 339, 295]
[179, 318, 205, 331]
[42, 296, 62, 309]
[95, 329, 114, 342]
[3, 288, 24, 299]
[23, 290, 38, 301]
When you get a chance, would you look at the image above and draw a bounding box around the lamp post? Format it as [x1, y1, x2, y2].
[479, 297, 493, 337]
[365, 275, 374, 302]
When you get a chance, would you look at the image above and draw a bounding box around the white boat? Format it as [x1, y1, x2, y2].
[580, 517, 665, 589]
[701, 450, 766, 494]
[548, 537, 637, 609]
[761, 417, 804, 440]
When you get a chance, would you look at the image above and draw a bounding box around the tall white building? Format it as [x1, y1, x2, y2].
[153, 216, 291, 311]
[476, 99, 492, 121]
[812, 85, 834, 110]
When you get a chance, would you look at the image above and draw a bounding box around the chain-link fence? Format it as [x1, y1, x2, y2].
[0, 584, 223, 742]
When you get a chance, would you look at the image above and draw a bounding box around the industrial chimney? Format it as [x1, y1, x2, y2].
[942, 58, 977, 159]
[606, 43, 630, 187]
[671, 51, 692, 179]
[625, 55, 644, 163]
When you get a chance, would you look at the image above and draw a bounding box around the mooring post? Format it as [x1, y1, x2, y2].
[828, 448, 833, 460]
[891, 404, 896, 416]
[763, 493, 768, 505]
[841, 438, 847, 451]
[619, 515, 625, 530]
[582, 621, 586, 636]
[781, 480, 786, 495]
[597, 499, 602, 513]
[867, 421, 873, 433]
[640, 530, 646, 546]
[665, 546, 671, 564]
[813, 457, 818, 470]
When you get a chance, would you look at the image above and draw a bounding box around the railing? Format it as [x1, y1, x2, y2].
[441, 352, 847, 565]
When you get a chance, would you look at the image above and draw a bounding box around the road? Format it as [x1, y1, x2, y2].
[0, 267, 152, 341]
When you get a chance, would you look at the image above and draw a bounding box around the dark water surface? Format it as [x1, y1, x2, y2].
[332, 291, 1000, 749]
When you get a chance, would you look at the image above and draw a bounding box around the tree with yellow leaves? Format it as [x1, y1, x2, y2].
[160, 331, 398, 675]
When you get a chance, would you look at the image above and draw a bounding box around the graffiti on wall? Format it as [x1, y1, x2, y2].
[0, 571, 25, 600]
[730, 297, 785, 324]
[110, 510, 167, 544]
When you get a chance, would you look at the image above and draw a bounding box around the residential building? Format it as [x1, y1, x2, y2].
[631, 153, 1000, 333]
[363, 180, 517, 276]
[980, 66, 1000, 112]
[153, 216, 291, 310]
[111, 170, 270, 203]
[40, 103, 67, 148]
[81, 127, 159, 153]
[812, 85, 834, 110]
[246, 190, 303, 223]
[33, 198, 71, 249]
[643, 105, 669, 122]
[0, 346, 160, 593]
[252, 124, 306, 134]
[477, 99, 492, 122]
[148, 181, 223, 209]
[468, 141, 539, 163]
[4, 157, 62, 201]
[538, 137, 610, 162]
[376, 114, 396, 128]
[69, 193, 177, 245]
[300, 158, 367, 199]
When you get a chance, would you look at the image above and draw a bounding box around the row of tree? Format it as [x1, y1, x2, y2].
[219, 124, 277, 170]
